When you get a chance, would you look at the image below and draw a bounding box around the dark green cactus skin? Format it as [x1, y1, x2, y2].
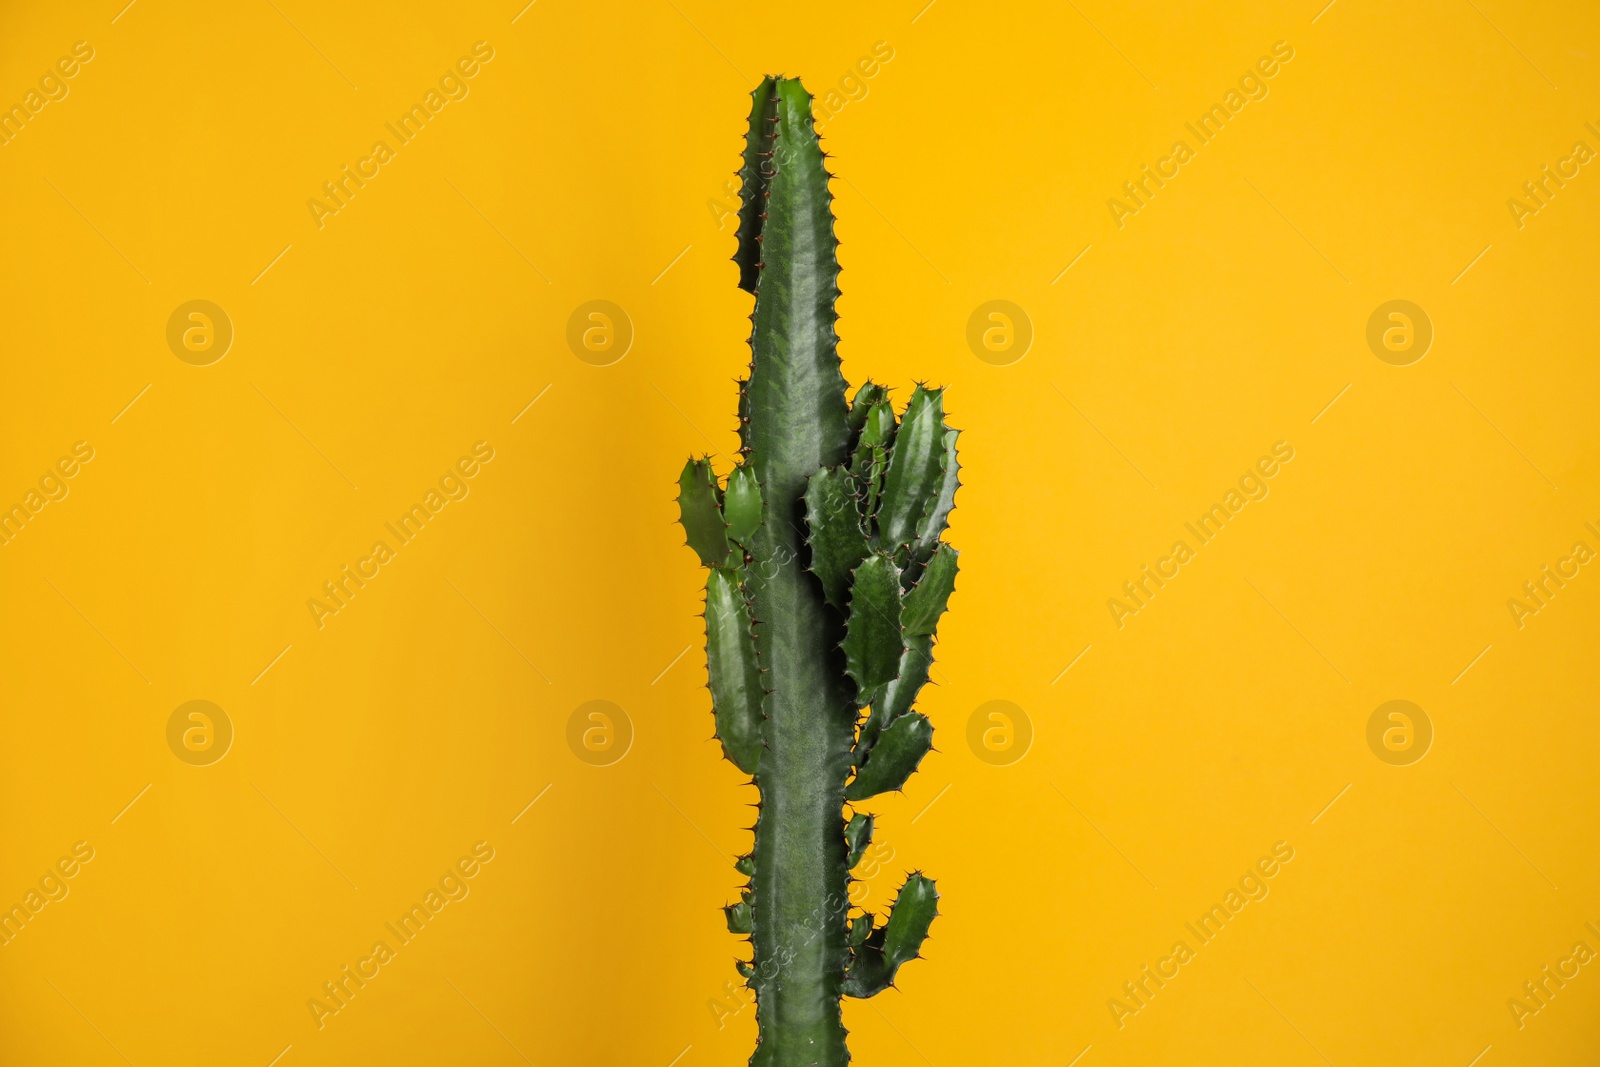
[677, 75, 959, 1067]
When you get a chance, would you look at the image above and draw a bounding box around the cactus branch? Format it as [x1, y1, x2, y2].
[842, 873, 940, 998]
[705, 566, 765, 774]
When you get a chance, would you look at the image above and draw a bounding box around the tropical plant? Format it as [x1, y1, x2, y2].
[675, 75, 961, 1066]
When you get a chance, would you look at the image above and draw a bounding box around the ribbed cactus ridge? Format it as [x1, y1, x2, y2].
[675, 74, 961, 1067]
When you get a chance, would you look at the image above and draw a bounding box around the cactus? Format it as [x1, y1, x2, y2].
[676, 76, 960, 1066]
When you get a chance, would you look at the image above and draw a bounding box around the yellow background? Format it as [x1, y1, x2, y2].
[2, 0, 1599, 1063]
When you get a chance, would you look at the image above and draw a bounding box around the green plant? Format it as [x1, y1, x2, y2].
[676, 75, 961, 1067]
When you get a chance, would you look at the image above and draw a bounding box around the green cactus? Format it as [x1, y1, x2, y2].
[676, 75, 960, 1066]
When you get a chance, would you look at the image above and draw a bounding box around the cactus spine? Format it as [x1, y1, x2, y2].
[677, 76, 959, 1067]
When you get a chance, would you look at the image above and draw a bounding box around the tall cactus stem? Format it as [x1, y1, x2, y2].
[678, 75, 960, 1067]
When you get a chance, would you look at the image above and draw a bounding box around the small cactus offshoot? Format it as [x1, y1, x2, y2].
[676, 75, 959, 1067]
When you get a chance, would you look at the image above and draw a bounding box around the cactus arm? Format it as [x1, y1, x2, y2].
[843, 873, 939, 998]
[852, 438, 958, 767]
[725, 466, 764, 547]
[881, 633, 934, 724]
[845, 711, 933, 801]
[679, 458, 732, 567]
[846, 380, 888, 440]
[877, 387, 949, 549]
[880, 874, 939, 968]
[842, 554, 906, 702]
[850, 399, 896, 522]
[901, 544, 959, 636]
[908, 429, 960, 578]
[803, 467, 868, 610]
[851, 633, 932, 770]
[844, 813, 874, 870]
[742, 77, 855, 1067]
[705, 566, 766, 774]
